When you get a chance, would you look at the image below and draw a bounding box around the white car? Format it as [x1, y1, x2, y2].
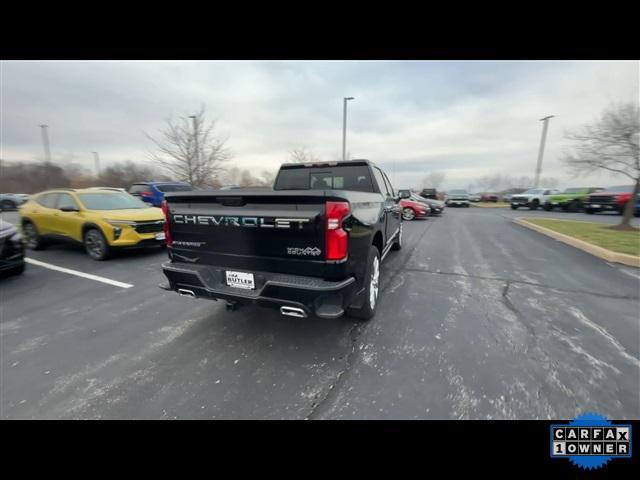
[510, 188, 560, 210]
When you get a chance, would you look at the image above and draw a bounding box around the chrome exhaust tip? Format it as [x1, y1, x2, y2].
[280, 306, 307, 318]
[177, 288, 196, 298]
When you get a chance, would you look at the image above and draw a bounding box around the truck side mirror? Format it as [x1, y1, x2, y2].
[399, 191, 410, 199]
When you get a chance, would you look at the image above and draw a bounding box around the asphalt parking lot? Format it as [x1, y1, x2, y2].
[1, 208, 639, 419]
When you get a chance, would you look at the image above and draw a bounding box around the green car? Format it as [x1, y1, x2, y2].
[543, 187, 604, 212]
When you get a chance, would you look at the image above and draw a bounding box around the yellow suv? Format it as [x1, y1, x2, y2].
[19, 188, 166, 260]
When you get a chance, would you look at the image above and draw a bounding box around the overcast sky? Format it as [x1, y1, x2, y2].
[1, 60, 638, 190]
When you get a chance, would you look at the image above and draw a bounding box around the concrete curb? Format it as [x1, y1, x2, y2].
[513, 217, 640, 268]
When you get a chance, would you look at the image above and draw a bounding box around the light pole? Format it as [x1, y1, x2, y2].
[39, 124, 51, 164]
[342, 97, 354, 161]
[534, 115, 554, 188]
[92, 151, 101, 176]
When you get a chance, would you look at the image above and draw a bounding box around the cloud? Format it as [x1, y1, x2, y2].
[1, 60, 638, 189]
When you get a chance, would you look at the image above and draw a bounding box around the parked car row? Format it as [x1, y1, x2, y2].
[397, 190, 446, 219]
[511, 185, 640, 217]
[0, 181, 194, 274]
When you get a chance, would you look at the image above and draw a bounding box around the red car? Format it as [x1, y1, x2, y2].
[480, 193, 499, 202]
[400, 198, 430, 220]
[585, 185, 635, 214]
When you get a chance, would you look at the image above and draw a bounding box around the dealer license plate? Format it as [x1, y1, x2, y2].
[226, 271, 255, 290]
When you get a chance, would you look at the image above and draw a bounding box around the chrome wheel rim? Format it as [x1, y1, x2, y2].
[369, 256, 380, 310]
[402, 208, 415, 221]
[24, 224, 38, 248]
[85, 231, 104, 258]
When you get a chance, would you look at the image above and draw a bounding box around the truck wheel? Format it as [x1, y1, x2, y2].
[84, 228, 111, 261]
[511, 205, 518, 210]
[543, 203, 552, 211]
[529, 200, 539, 210]
[391, 223, 402, 251]
[586, 208, 594, 214]
[402, 208, 415, 221]
[346, 246, 380, 321]
[567, 200, 581, 213]
[22, 221, 47, 250]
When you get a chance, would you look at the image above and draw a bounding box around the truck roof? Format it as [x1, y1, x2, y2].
[279, 159, 374, 169]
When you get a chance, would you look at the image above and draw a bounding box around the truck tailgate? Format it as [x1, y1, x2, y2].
[165, 191, 342, 278]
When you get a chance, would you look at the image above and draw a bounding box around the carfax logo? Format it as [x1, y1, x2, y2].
[550, 412, 632, 470]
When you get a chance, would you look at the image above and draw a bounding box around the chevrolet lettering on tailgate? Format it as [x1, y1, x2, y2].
[173, 215, 310, 229]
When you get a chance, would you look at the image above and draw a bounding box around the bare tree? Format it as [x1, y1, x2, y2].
[259, 169, 276, 187]
[471, 174, 559, 193]
[288, 147, 319, 163]
[0, 160, 70, 193]
[422, 171, 446, 189]
[539, 176, 559, 188]
[97, 160, 167, 188]
[146, 106, 230, 187]
[562, 102, 639, 229]
[474, 173, 504, 192]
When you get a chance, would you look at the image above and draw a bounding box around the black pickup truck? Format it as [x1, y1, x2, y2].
[159, 160, 408, 320]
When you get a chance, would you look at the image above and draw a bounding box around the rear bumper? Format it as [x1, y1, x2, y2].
[161, 261, 357, 319]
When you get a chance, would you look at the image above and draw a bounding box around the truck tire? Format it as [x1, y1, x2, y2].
[84, 228, 111, 261]
[586, 208, 594, 214]
[567, 200, 581, 213]
[391, 222, 402, 251]
[22, 221, 47, 250]
[346, 246, 380, 321]
[543, 203, 552, 211]
[511, 205, 518, 210]
[529, 199, 539, 210]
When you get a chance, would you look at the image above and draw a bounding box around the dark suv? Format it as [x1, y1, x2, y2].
[420, 188, 438, 200]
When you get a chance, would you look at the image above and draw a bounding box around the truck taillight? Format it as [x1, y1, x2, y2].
[325, 201, 350, 261]
[161, 200, 172, 247]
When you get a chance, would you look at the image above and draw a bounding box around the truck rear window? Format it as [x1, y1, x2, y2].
[274, 166, 374, 192]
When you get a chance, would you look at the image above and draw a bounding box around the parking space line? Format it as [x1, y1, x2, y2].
[25, 258, 134, 289]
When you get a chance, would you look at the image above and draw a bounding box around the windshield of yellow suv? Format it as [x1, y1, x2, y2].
[77, 192, 150, 210]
